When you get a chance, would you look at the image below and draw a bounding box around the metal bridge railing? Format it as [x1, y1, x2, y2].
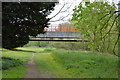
[35, 31, 84, 38]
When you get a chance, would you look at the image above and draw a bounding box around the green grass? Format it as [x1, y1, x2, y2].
[2, 47, 118, 78]
[34, 48, 118, 78]
[2, 65, 27, 79]
[17, 47, 45, 53]
[52, 49, 118, 78]
[2, 48, 33, 78]
[34, 52, 70, 77]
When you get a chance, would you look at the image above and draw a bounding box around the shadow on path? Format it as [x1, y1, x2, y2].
[9, 48, 36, 53]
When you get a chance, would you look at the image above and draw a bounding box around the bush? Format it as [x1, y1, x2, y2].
[44, 47, 56, 52]
[24, 41, 49, 47]
[49, 42, 89, 50]
[2, 57, 23, 70]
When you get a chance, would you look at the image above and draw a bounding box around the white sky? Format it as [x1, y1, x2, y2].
[48, 0, 119, 27]
[47, 0, 82, 26]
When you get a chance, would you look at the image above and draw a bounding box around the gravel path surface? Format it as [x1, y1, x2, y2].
[23, 53, 55, 79]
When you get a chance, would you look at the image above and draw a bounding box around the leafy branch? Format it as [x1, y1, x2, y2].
[102, 14, 120, 39]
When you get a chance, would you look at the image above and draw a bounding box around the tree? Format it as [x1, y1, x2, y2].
[2, 2, 56, 49]
[56, 23, 78, 31]
[72, 1, 119, 55]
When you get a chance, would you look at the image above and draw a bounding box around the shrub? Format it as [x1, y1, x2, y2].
[44, 47, 55, 52]
[24, 41, 49, 47]
[49, 42, 89, 50]
[2, 57, 23, 70]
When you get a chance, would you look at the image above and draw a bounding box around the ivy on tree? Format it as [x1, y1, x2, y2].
[2, 2, 56, 49]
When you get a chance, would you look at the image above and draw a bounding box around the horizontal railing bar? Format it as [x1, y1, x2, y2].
[30, 39, 88, 42]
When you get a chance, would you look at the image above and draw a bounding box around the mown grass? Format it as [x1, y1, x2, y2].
[34, 48, 118, 78]
[2, 48, 32, 78]
[34, 52, 70, 78]
[17, 47, 45, 53]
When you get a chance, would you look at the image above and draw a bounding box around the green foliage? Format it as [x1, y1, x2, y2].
[2, 48, 32, 78]
[34, 47, 118, 78]
[44, 47, 54, 52]
[24, 41, 49, 47]
[2, 65, 27, 79]
[2, 57, 22, 70]
[2, 47, 118, 78]
[34, 52, 66, 78]
[49, 42, 89, 50]
[72, 1, 118, 54]
[51, 49, 118, 78]
[24, 41, 89, 51]
[2, 2, 56, 49]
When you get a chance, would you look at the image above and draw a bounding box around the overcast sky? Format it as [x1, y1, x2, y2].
[47, 0, 82, 26]
[47, 0, 119, 27]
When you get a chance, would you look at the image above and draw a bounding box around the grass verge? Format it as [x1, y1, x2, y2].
[2, 48, 32, 78]
[35, 48, 118, 78]
[34, 52, 71, 78]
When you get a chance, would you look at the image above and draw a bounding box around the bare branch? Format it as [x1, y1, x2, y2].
[100, 12, 114, 30]
[60, 3, 73, 13]
[99, 10, 120, 21]
[49, 3, 66, 20]
[49, 0, 73, 22]
[99, 11, 111, 21]
[114, 10, 120, 13]
[49, 13, 71, 22]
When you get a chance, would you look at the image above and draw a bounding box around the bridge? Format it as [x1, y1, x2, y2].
[29, 31, 88, 42]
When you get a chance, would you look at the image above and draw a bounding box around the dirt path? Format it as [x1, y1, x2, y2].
[23, 53, 55, 78]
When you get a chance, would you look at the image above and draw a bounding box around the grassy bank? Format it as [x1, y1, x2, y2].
[52, 49, 118, 78]
[2, 47, 118, 78]
[34, 48, 118, 78]
[2, 48, 32, 78]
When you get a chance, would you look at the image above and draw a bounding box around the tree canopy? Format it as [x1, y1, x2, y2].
[2, 2, 56, 49]
[56, 23, 78, 31]
[72, 1, 119, 55]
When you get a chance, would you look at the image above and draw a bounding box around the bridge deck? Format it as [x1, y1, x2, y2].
[30, 37, 88, 42]
[36, 31, 84, 38]
[30, 31, 87, 42]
